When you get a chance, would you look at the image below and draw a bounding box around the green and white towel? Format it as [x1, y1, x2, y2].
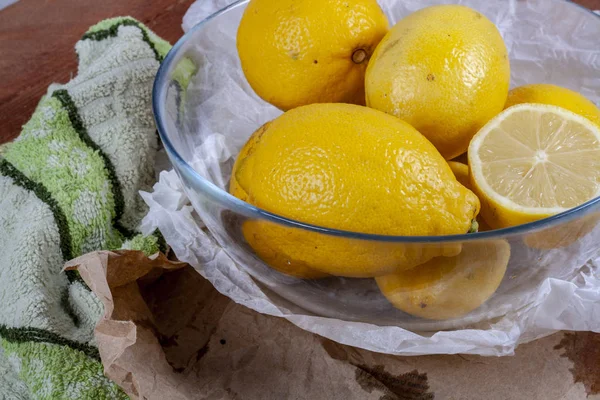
[0, 17, 173, 399]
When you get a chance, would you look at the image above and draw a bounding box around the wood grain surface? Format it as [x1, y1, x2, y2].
[0, 0, 196, 144]
[0, 0, 599, 144]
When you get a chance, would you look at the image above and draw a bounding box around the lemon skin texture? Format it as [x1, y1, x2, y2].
[366, 5, 510, 160]
[237, 0, 389, 110]
[448, 161, 491, 232]
[376, 240, 510, 320]
[229, 130, 328, 279]
[230, 103, 480, 277]
[505, 84, 600, 128]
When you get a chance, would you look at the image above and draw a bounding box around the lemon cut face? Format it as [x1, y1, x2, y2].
[469, 103, 600, 228]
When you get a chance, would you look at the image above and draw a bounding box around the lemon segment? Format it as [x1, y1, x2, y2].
[469, 103, 600, 229]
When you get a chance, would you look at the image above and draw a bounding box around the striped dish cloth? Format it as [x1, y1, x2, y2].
[0, 17, 172, 399]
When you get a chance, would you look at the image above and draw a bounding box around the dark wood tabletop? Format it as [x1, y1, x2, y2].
[0, 0, 598, 145]
[0, 0, 196, 144]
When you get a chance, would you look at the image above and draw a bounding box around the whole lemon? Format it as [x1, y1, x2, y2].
[365, 5, 510, 160]
[447, 161, 470, 189]
[236, 0, 389, 110]
[376, 240, 510, 320]
[505, 84, 600, 127]
[230, 103, 480, 278]
[447, 161, 490, 232]
[230, 126, 328, 279]
[451, 153, 469, 165]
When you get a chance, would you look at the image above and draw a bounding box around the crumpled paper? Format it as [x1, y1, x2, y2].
[63, 250, 600, 399]
[141, 168, 600, 356]
[65, 251, 230, 399]
[141, 0, 600, 356]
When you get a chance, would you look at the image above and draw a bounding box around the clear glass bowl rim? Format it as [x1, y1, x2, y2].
[152, 0, 600, 244]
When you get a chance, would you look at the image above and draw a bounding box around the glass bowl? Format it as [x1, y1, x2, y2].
[153, 0, 600, 331]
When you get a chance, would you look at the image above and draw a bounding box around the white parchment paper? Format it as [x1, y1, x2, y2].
[141, 0, 600, 356]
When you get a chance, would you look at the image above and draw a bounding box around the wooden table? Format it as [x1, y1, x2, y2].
[1, 0, 599, 145]
[0, 0, 196, 144]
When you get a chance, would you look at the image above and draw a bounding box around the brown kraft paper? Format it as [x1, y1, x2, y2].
[65, 250, 600, 400]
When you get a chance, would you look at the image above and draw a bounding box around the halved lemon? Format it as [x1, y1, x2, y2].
[469, 103, 600, 229]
